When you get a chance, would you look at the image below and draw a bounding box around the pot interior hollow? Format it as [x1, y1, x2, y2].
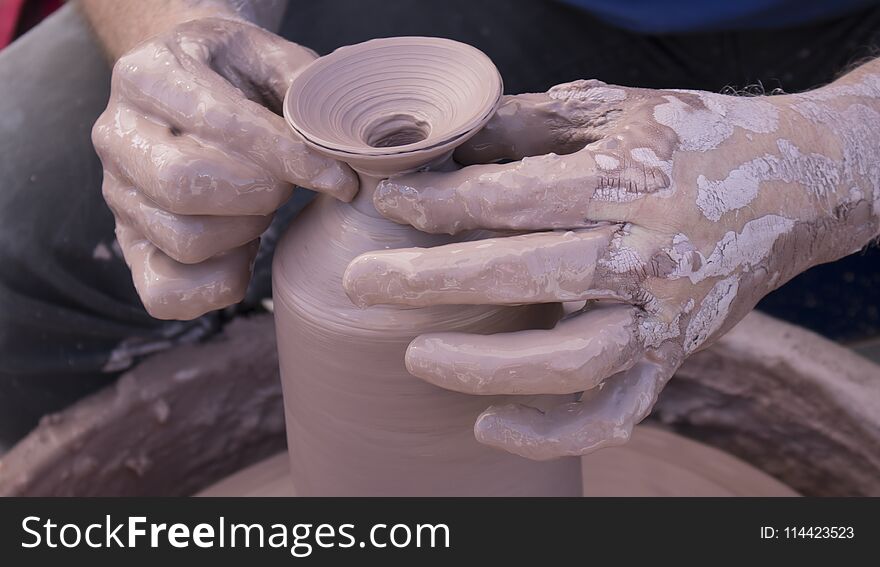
[284, 36, 503, 169]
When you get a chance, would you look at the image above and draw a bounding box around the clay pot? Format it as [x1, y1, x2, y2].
[273, 37, 582, 496]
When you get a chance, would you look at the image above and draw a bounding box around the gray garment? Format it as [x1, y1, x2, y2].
[0, 4, 304, 451]
[0, 5, 146, 451]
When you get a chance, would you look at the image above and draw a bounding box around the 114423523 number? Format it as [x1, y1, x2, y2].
[784, 527, 854, 539]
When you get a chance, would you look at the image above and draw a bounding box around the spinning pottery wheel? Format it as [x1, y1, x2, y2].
[195, 425, 797, 497]
[2, 311, 878, 496]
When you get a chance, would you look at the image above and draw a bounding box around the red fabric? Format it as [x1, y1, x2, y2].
[0, 0, 26, 48]
[0, 0, 61, 49]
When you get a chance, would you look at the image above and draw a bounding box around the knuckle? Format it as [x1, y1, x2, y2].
[154, 151, 281, 215]
[113, 44, 154, 84]
[111, 53, 136, 83]
[167, 243, 204, 265]
[140, 288, 184, 321]
[152, 158, 193, 211]
[171, 218, 262, 265]
[112, 42, 179, 103]
[91, 116, 112, 156]
[139, 284, 166, 312]
[99, 177, 119, 203]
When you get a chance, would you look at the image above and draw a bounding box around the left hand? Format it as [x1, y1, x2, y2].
[92, 18, 357, 320]
[342, 78, 879, 460]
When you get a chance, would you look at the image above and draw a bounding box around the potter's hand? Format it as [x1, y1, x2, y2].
[344, 72, 880, 459]
[93, 18, 358, 320]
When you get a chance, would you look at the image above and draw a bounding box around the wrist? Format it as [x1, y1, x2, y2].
[770, 92, 880, 274]
[80, 1, 257, 61]
[134, 9, 241, 45]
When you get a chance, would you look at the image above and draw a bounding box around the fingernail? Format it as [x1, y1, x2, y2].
[343, 251, 425, 308]
[404, 335, 435, 377]
[373, 180, 424, 226]
[474, 404, 547, 459]
[341, 258, 378, 308]
[473, 406, 508, 444]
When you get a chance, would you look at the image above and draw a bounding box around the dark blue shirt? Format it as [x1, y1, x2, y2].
[561, 0, 876, 33]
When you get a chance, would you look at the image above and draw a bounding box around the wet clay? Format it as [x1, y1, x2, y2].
[274, 38, 582, 495]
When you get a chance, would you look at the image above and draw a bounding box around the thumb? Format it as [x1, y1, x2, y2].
[455, 79, 628, 165]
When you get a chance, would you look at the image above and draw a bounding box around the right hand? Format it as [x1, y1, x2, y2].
[346, 78, 877, 459]
[92, 17, 358, 320]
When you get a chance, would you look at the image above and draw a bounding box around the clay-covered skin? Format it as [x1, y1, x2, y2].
[92, 17, 358, 320]
[345, 66, 880, 460]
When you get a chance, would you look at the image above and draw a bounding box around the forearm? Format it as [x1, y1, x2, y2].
[781, 58, 880, 262]
[708, 57, 880, 288]
[78, 0, 288, 60]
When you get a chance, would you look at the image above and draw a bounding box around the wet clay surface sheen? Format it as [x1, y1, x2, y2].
[274, 38, 582, 495]
[92, 18, 360, 320]
[274, 198, 580, 495]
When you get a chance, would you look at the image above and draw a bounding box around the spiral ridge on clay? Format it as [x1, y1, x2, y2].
[284, 37, 502, 159]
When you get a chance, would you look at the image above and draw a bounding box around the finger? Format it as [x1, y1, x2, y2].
[406, 303, 642, 395]
[473, 346, 681, 460]
[344, 226, 637, 307]
[102, 173, 271, 264]
[115, 223, 258, 321]
[93, 105, 292, 216]
[455, 81, 627, 165]
[373, 147, 658, 234]
[112, 40, 357, 200]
